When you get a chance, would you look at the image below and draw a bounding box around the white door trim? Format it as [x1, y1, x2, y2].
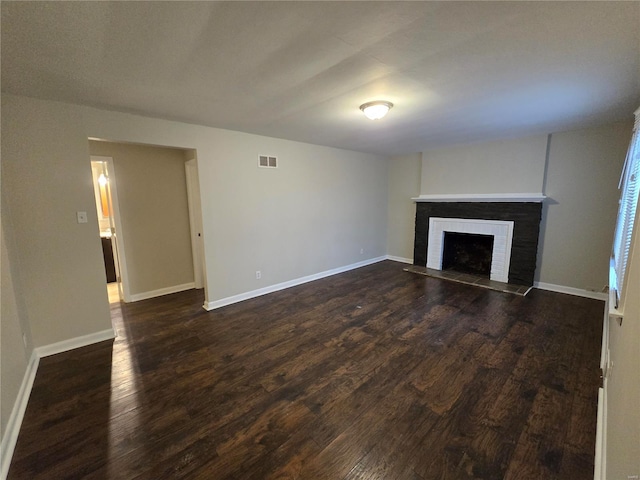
[185, 158, 206, 289]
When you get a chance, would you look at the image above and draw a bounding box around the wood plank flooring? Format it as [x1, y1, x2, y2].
[7, 261, 604, 479]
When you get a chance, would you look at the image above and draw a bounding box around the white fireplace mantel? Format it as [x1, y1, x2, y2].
[412, 193, 546, 203]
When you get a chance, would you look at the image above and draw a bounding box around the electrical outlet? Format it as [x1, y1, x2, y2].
[360, 248, 364, 255]
[256, 271, 261, 280]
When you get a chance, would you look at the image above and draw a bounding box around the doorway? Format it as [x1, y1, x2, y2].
[91, 156, 127, 302]
[185, 158, 206, 289]
[89, 141, 206, 305]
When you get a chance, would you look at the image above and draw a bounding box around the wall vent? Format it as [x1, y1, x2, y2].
[258, 155, 278, 168]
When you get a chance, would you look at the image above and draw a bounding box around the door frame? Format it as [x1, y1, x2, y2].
[91, 155, 132, 302]
[185, 158, 206, 289]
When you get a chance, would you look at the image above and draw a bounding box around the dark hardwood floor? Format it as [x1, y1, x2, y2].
[7, 261, 603, 479]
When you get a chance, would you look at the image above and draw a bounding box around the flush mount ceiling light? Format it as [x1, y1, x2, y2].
[359, 100, 393, 120]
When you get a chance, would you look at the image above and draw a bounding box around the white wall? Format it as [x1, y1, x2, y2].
[88, 141, 195, 296]
[387, 153, 421, 261]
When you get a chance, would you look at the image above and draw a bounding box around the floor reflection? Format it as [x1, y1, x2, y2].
[107, 283, 143, 476]
[107, 282, 120, 304]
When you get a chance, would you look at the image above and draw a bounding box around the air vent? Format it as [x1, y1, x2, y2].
[258, 155, 278, 168]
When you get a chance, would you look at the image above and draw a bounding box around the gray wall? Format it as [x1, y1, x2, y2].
[1, 96, 113, 349]
[88, 141, 195, 296]
[416, 123, 631, 291]
[1, 92, 389, 339]
[537, 123, 631, 289]
[0, 224, 33, 438]
[421, 135, 548, 195]
[387, 153, 421, 261]
[606, 207, 640, 478]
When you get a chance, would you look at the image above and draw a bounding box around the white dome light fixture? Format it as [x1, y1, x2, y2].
[360, 100, 393, 120]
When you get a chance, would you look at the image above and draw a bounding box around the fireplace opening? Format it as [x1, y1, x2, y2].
[442, 232, 494, 277]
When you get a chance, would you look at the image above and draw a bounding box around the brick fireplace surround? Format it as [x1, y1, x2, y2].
[413, 195, 544, 287]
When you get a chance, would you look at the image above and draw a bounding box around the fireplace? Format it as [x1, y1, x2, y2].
[427, 217, 514, 283]
[443, 232, 494, 276]
[413, 195, 544, 286]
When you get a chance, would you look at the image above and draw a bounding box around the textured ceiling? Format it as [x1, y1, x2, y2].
[2, 1, 639, 156]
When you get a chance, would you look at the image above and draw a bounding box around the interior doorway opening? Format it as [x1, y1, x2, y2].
[90, 157, 126, 302]
[89, 141, 206, 307]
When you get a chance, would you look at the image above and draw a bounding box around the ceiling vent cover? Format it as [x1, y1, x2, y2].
[259, 155, 277, 168]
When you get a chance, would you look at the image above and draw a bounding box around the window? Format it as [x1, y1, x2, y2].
[612, 109, 640, 307]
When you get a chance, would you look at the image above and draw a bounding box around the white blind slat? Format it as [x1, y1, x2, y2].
[613, 121, 640, 305]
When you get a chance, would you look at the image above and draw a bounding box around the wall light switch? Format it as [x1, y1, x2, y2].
[77, 211, 88, 224]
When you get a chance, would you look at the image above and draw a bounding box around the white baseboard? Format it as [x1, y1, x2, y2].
[594, 294, 610, 480]
[385, 255, 413, 264]
[128, 282, 195, 302]
[35, 328, 116, 358]
[595, 382, 607, 480]
[534, 282, 607, 300]
[204, 256, 386, 311]
[0, 351, 39, 480]
[1, 327, 117, 479]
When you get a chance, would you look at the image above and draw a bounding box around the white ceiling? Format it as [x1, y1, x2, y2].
[2, 1, 639, 156]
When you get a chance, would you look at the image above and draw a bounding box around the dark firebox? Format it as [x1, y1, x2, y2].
[442, 232, 494, 276]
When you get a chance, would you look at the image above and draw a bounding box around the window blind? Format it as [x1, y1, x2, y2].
[612, 109, 640, 306]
